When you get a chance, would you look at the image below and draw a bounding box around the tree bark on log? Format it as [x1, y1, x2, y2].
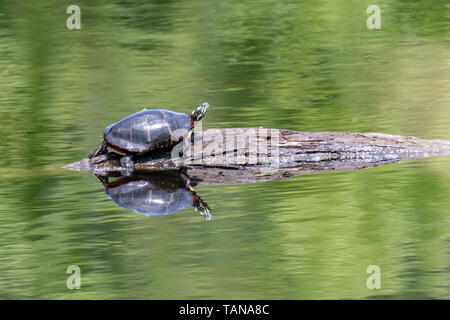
[63, 129, 450, 185]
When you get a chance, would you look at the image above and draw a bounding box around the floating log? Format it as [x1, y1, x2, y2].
[63, 129, 450, 185]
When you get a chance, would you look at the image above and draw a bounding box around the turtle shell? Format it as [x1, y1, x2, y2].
[104, 109, 191, 153]
[105, 179, 193, 216]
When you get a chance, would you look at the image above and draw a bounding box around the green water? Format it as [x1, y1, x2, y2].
[1, 0, 450, 299]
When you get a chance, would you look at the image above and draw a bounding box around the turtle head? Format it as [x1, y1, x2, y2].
[189, 102, 210, 127]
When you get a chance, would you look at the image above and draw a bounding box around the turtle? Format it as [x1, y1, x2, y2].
[97, 172, 212, 219]
[88, 102, 210, 171]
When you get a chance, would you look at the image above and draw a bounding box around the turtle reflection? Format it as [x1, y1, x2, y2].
[96, 172, 212, 219]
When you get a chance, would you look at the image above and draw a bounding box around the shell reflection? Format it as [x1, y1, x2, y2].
[96, 172, 212, 220]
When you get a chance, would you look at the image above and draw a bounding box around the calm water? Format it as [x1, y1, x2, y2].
[1, 0, 450, 299]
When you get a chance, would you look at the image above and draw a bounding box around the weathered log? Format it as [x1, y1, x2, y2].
[63, 129, 450, 185]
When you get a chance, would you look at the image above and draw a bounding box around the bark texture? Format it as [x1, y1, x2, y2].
[63, 129, 450, 185]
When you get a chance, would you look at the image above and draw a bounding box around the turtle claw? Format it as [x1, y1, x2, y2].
[202, 212, 213, 221]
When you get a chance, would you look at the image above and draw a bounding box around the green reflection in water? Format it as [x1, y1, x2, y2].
[0, 0, 449, 299]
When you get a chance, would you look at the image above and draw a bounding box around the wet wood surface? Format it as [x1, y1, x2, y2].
[63, 128, 450, 185]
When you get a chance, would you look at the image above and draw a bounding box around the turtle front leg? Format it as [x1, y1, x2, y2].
[178, 131, 193, 157]
[89, 141, 108, 159]
[120, 154, 135, 176]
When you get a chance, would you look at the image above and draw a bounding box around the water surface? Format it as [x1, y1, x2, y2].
[0, 0, 449, 299]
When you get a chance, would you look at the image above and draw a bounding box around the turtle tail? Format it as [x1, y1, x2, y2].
[189, 102, 210, 126]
